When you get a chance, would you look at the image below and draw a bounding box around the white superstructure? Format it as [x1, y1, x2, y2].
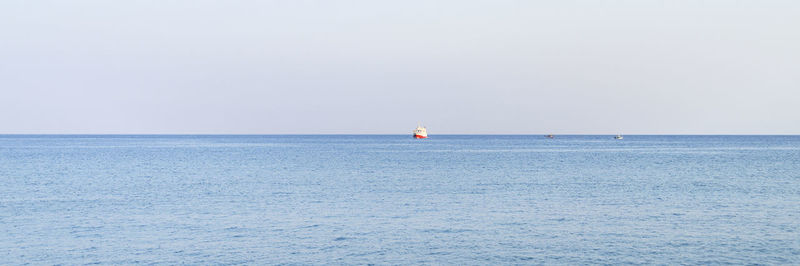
[413, 125, 428, 138]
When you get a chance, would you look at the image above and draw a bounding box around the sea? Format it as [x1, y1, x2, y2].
[1, 135, 798, 264]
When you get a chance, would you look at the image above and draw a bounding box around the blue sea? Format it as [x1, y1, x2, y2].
[1, 135, 798, 264]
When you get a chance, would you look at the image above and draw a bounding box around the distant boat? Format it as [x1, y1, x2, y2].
[413, 124, 428, 139]
[545, 134, 554, 139]
[614, 134, 623, 140]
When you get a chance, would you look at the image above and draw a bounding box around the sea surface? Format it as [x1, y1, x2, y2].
[1, 135, 798, 264]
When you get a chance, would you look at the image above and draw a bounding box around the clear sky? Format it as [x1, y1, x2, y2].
[1, 0, 798, 134]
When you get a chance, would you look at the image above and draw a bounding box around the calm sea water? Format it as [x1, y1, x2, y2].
[1, 135, 798, 264]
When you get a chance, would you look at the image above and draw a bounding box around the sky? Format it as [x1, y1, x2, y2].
[1, 0, 798, 134]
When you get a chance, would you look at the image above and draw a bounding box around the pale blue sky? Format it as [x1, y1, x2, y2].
[1, 0, 798, 134]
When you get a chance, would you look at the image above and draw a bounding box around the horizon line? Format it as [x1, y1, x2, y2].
[1, 133, 799, 136]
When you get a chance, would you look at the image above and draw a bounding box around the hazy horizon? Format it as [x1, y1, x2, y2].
[2, 1, 799, 135]
[6, 133, 800, 138]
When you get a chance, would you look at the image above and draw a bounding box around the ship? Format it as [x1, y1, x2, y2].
[413, 124, 428, 139]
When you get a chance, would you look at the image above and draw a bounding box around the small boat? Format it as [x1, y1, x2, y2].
[545, 134, 554, 139]
[413, 124, 428, 139]
[614, 134, 623, 140]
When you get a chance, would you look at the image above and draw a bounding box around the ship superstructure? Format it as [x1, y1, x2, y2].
[413, 125, 428, 139]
